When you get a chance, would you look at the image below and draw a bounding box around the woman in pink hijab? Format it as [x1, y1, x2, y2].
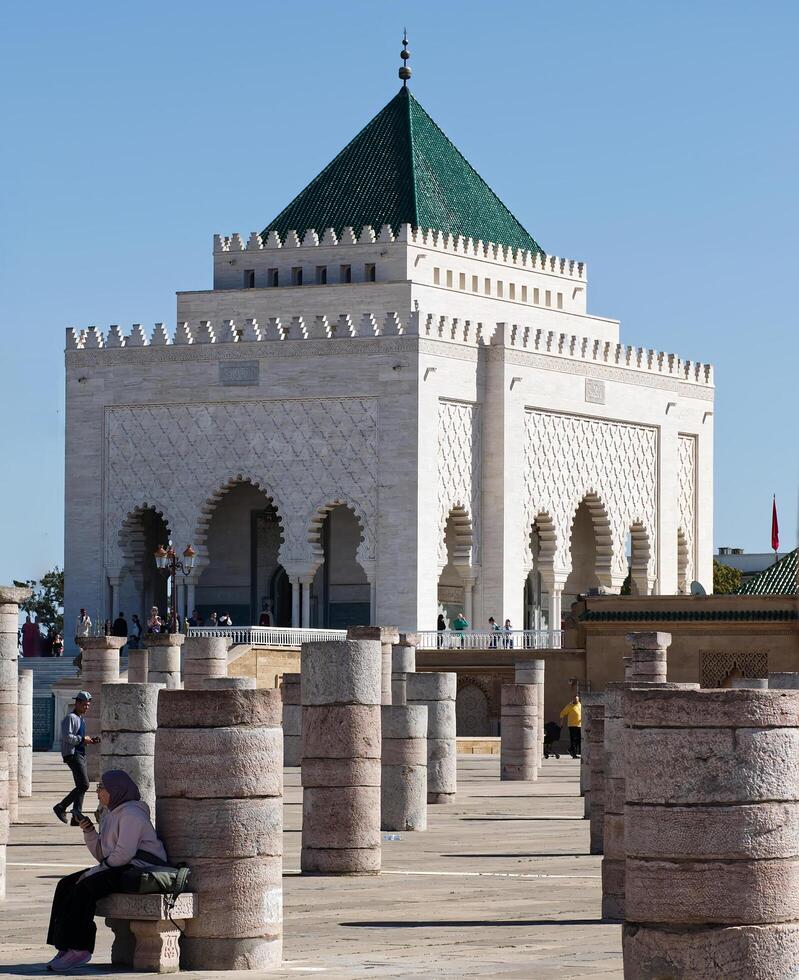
[45, 770, 168, 972]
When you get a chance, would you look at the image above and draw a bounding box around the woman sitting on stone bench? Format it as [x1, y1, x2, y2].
[45, 770, 168, 973]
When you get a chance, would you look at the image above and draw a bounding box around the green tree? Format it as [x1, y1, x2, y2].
[13, 567, 64, 634]
[713, 560, 742, 595]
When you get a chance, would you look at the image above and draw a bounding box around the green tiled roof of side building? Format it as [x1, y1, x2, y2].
[263, 86, 544, 255]
[736, 549, 798, 596]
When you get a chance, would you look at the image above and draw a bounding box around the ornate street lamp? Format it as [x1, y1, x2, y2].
[154, 543, 196, 633]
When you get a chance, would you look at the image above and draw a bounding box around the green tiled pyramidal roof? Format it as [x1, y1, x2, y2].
[263, 86, 543, 254]
[736, 549, 798, 596]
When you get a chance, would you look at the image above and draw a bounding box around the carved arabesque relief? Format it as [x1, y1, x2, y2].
[700, 651, 768, 688]
[677, 434, 697, 589]
[438, 400, 481, 567]
[104, 398, 378, 575]
[523, 410, 657, 585]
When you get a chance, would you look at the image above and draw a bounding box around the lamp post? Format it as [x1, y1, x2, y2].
[154, 543, 196, 633]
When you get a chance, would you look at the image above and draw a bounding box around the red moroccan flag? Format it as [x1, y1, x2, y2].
[771, 495, 780, 553]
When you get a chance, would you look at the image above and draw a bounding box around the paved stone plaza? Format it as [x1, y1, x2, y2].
[0, 752, 621, 977]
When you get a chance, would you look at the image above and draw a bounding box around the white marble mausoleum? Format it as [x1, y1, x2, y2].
[63, 71, 714, 645]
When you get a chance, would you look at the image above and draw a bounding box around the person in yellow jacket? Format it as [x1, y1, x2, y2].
[559, 694, 582, 759]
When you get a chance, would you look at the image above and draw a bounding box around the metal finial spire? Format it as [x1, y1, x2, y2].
[399, 29, 411, 86]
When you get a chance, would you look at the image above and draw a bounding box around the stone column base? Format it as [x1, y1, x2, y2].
[106, 917, 184, 973]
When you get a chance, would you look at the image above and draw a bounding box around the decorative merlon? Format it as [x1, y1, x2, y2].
[213, 224, 586, 280]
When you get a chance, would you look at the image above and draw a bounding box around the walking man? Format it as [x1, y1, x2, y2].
[559, 693, 582, 758]
[53, 692, 98, 826]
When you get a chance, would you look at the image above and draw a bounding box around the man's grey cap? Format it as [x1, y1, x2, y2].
[75, 691, 92, 702]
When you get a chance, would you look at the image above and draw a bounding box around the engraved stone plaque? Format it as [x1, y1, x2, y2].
[585, 378, 605, 404]
[219, 361, 259, 386]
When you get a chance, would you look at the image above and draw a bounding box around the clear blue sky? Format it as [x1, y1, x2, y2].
[1, 2, 796, 585]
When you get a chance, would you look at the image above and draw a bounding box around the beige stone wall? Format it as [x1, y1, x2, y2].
[227, 646, 301, 688]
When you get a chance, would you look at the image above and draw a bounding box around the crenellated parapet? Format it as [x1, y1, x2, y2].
[492, 322, 714, 386]
[213, 224, 586, 281]
[65, 312, 713, 387]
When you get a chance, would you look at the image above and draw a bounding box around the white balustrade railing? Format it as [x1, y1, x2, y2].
[415, 629, 563, 651]
[188, 626, 347, 648]
[187, 626, 561, 650]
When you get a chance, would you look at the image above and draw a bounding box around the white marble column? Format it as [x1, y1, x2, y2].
[300, 575, 313, 628]
[290, 577, 300, 628]
[186, 581, 196, 621]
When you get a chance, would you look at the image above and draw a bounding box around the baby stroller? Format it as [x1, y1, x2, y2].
[543, 721, 561, 759]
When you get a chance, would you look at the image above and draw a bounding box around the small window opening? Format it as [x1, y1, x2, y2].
[365, 263, 376, 282]
[316, 265, 327, 285]
[509, 283, 516, 300]
[291, 267, 303, 286]
[471, 275, 479, 292]
[557, 292, 563, 309]
[459, 272, 466, 290]
[433, 267, 440, 285]
[521, 285, 528, 303]
[267, 268, 279, 287]
[497, 280, 504, 298]
[533, 287, 540, 304]
[340, 264, 352, 284]
[244, 269, 255, 289]
[446, 270, 453, 288]
[484, 278, 491, 295]
[545, 289, 552, 307]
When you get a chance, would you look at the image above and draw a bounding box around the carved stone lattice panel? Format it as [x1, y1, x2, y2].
[677, 434, 697, 586]
[700, 651, 768, 689]
[438, 400, 481, 566]
[523, 410, 658, 583]
[104, 398, 378, 572]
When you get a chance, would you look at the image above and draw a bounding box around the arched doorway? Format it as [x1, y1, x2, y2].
[118, 506, 170, 623]
[563, 498, 601, 605]
[310, 504, 370, 628]
[524, 514, 557, 631]
[195, 480, 286, 625]
[437, 506, 475, 626]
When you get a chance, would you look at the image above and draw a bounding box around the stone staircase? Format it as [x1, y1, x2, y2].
[17, 654, 130, 695]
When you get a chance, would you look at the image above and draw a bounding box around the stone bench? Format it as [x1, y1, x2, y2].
[95, 892, 197, 973]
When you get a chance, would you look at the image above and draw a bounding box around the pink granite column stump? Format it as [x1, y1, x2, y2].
[770, 673, 799, 689]
[17, 669, 33, 798]
[381, 704, 427, 831]
[301, 638, 382, 874]
[102, 682, 161, 815]
[204, 676, 255, 690]
[730, 677, 768, 689]
[280, 673, 301, 767]
[406, 672, 457, 804]
[624, 631, 669, 685]
[0, 751, 8, 899]
[586, 702, 605, 854]
[127, 648, 148, 683]
[500, 684, 539, 781]
[155, 688, 283, 971]
[182, 635, 228, 690]
[76, 635, 125, 780]
[348, 626, 399, 706]
[623, 687, 799, 979]
[145, 633, 184, 689]
[391, 633, 417, 706]
[0, 585, 31, 822]
[514, 659, 545, 768]
[580, 693, 603, 815]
